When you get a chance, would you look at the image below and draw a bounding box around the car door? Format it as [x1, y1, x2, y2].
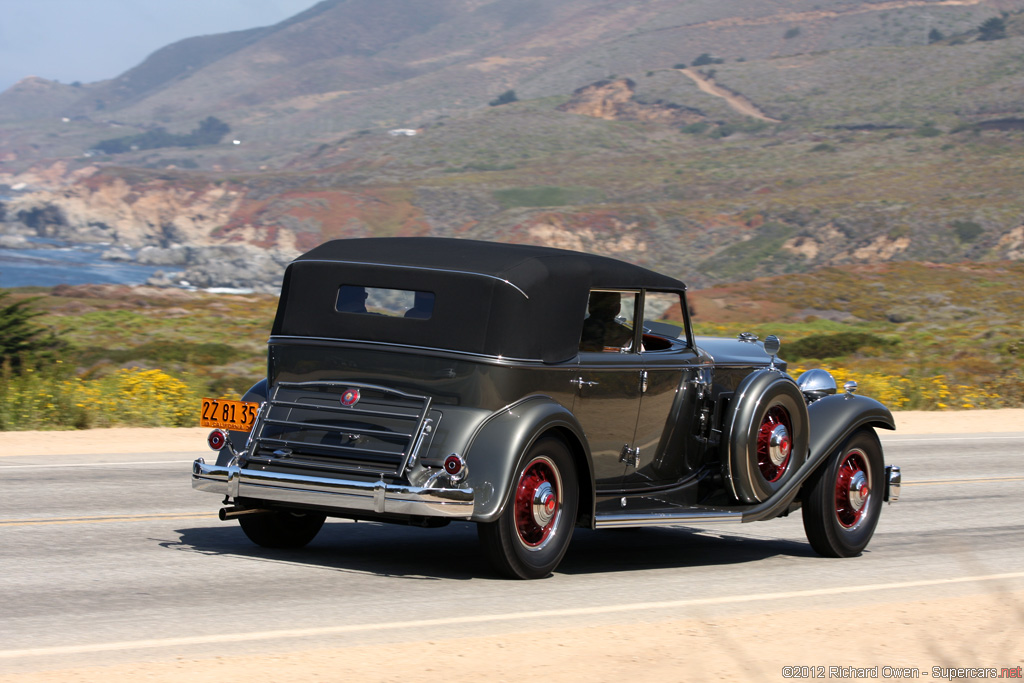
[621, 290, 706, 489]
[571, 290, 643, 489]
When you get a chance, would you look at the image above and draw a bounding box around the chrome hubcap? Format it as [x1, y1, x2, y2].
[768, 424, 792, 467]
[847, 471, 869, 512]
[532, 481, 557, 527]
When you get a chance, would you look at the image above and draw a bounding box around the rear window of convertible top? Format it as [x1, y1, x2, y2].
[335, 285, 435, 319]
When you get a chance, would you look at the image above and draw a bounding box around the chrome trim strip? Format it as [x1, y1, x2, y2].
[268, 336, 545, 364]
[295, 259, 530, 299]
[192, 460, 473, 518]
[594, 510, 743, 528]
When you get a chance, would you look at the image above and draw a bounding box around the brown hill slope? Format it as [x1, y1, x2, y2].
[1, 0, 1019, 163]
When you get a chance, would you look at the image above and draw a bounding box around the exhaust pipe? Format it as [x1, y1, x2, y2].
[219, 506, 271, 521]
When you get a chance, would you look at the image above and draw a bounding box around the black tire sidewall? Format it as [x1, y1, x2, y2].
[804, 429, 884, 557]
[238, 509, 326, 549]
[482, 436, 578, 579]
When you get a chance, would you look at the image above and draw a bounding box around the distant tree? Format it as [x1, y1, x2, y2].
[951, 220, 983, 242]
[928, 28, 945, 43]
[489, 90, 518, 106]
[187, 116, 231, 146]
[93, 116, 232, 154]
[0, 293, 61, 372]
[978, 17, 1007, 41]
[784, 26, 801, 40]
[691, 53, 723, 67]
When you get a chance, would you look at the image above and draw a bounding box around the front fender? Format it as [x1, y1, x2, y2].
[464, 396, 592, 523]
[740, 392, 893, 523]
[806, 393, 895, 463]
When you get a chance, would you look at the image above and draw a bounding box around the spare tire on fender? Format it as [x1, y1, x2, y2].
[725, 369, 809, 504]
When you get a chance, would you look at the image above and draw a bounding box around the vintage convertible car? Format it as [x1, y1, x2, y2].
[193, 238, 901, 579]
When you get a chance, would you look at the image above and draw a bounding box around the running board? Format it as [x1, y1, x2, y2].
[594, 509, 744, 529]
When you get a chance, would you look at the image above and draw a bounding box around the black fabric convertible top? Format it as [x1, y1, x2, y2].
[272, 238, 685, 363]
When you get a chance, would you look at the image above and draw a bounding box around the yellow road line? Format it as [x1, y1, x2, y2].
[0, 512, 215, 527]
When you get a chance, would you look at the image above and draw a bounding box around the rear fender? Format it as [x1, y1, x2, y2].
[215, 379, 268, 466]
[464, 396, 592, 523]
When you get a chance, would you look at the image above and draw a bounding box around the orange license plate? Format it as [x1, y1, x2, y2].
[200, 398, 260, 431]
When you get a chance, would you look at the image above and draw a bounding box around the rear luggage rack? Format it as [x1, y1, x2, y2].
[249, 381, 433, 477]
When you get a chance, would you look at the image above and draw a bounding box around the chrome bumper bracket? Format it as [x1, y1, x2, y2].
[885, 465, 901, 503]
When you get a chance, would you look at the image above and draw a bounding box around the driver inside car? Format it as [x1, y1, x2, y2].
[579, 291, 633, 352]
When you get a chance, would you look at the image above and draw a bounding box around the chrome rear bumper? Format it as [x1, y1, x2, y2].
[192, 459, 474, 518]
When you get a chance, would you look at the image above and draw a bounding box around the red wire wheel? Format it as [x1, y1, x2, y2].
[513, 456, 562, 549]
[755, 406, 793, 483]
[834, 449, 872, 529]
[802, 429, 884, 558]
[478, 437, 578, 579]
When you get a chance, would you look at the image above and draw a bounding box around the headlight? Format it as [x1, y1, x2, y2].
[796, 369, 837, 402]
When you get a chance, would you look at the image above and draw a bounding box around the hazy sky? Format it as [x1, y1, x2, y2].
[0, 0, 321, 92]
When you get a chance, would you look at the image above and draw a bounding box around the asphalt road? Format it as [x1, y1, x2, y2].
[2, 431, 1023, 674]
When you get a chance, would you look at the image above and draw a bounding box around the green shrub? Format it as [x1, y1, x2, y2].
[951, 220, 983, 242]
[785, 332, 899, 361]
[489, 90, 518, 107]
[75, 341, 241, 366]
[978, 17, 1007, 41]
[692, 53, 724, 67]
[492, 186, 603, 208]
[0, 292, 63, 372]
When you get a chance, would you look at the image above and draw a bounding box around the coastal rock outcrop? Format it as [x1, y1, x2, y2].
[2, 177, 244, 248]
[145, 245, 298, 293]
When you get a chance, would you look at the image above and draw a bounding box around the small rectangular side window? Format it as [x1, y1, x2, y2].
[641, 291, 688, 350]
[336, 286, 435, 319]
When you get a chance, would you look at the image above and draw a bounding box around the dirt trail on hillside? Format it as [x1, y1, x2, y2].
[679, 68, 781, 122]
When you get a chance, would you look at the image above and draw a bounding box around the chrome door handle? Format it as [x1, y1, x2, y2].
[570, 377, 599, 388]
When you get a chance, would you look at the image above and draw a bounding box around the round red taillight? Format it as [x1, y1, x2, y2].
[207, 429, 228, 451]
[444, 454, 463, 475]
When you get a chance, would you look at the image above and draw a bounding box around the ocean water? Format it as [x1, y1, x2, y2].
[0, 238, 166, 288]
